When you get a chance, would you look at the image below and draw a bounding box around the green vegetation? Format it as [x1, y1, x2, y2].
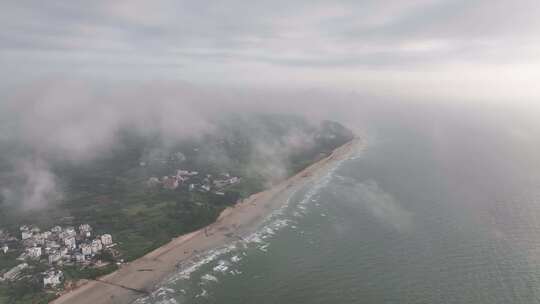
[0, 251, 20, 273]
[62, 264, 118, 281]
[0, 280, 56, 304]
[0, 114, 353, 303]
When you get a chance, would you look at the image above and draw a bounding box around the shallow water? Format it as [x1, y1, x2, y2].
[137, 107, 540, 304]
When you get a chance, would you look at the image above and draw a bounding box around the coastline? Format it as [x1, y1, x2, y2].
[52, 138, 361, 304]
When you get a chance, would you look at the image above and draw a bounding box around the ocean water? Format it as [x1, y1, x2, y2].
[137, 106, 540, 304]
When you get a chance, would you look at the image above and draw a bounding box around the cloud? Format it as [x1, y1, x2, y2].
[1, 158, 62, 210]
[0, 78, 357, 210]
[2, 1, 540, 102]
[1, 1, 540, 209]
[2, 79, 217, 162]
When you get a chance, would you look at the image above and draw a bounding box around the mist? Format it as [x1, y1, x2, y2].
[0, 78, 357, 210]
[1, 1, 540, 210]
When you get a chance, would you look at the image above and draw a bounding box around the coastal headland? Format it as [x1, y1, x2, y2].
[52, 138, 361, 304]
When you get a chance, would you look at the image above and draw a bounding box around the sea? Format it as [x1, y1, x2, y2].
[136, 103, 540, 304]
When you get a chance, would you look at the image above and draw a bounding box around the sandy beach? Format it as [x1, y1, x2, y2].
[52, 138, 360, 304]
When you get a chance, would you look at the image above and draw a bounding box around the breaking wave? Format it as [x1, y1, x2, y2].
[134, 152, 355, 303]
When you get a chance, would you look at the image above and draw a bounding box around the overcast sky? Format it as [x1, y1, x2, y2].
[1, 0, 540, 103]
[2, 1, 540, 210]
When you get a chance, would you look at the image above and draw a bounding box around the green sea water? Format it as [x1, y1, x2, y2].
[137, 106, 540, 304]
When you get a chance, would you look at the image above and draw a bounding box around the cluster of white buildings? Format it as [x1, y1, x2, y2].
[147, 168, 199, 190]
[0, 224, 115, 286]
[212, 173, 241, 190]
[201, 172, 241, 195]
[42, 269, 63, 288]
[161, 169, 200, 190]
[17, 224, 114, 266]
[148, 168, 240, 195]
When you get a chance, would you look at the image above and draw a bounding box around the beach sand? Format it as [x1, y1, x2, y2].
[52, 138, 360, 304]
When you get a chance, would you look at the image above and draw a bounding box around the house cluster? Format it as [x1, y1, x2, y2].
[163, 169, 200, 190]
[0, 224, 114, 287]
[42, 269, 63, 288]
[147, 168, 241, 195]
[198, 172, 241, 196]
[147, 169, 199, 190]
[210, 173, 240, 195]
[17, 224, 114, 266]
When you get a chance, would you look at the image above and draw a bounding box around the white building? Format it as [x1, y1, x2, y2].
[213, 179, 227, 188]
[32, 234, 46, 245]
[51, 226, 62, 234]
[79, 224, 92, 234]
[74, 252, 85, 262]
[101, 234, 113, 246]
[91, 239, 103, 253]
[64, 236, 76, 250]
[1, 244, 8, 254]
[43, 270, 63, 287]
[59, 227, 76, 240]
[176, 169, 190, 177]
[48, 251, 62, 264]
[27, 246, 42, 258]
[21, 230, 32, 240]
[80, 243, 92, 256]
[64, 227, 76, 237]
[41, 231, 52, 239]
[45, 240, 60, 249]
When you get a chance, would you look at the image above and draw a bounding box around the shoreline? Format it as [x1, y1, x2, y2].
[52, 138, 361, 304]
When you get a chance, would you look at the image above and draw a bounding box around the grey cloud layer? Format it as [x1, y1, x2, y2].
[3, 0, 540, 75]
[2, 1, 539, 211]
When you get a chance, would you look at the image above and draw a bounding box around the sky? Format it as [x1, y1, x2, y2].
[2, 0, 540, 103]
[1, 1, 540, 210]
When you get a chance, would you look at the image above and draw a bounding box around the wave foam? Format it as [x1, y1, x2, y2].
[135, 152, 354, 303]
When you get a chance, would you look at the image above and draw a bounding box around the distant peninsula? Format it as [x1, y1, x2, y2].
[0, 114, 354, 304]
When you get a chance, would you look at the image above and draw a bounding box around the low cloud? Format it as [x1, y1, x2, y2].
[2, 1, 540, 102]
[1, 158, 62, 210]
[0, 79, 354, 210]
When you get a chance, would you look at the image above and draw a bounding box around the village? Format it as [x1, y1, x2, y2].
[0, 168, 240, 292]
[0, 223, 115, 289]
[147, 167, 241, 195]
